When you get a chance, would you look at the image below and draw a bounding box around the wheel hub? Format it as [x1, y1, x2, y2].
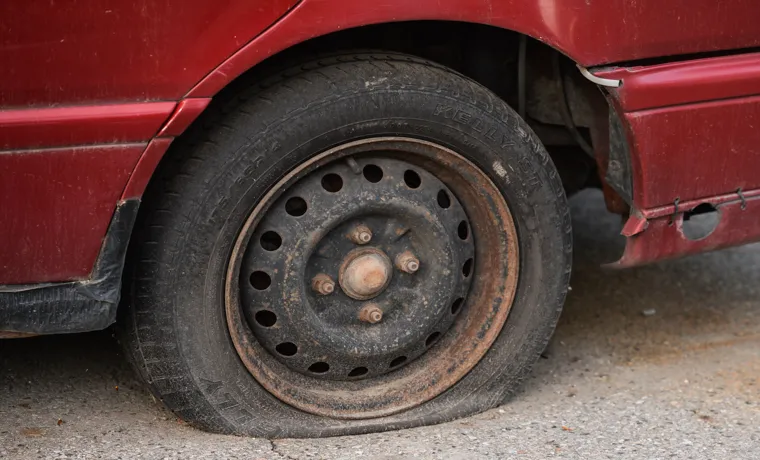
[339, 248, 393, 300]
[225, 137, 519, 419]
[238, 156, 474, 380]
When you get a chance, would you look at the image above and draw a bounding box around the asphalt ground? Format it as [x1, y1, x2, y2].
[2, 189, 758, 459]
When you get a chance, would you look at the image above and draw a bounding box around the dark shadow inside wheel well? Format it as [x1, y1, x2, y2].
[195, 22, 603, 196]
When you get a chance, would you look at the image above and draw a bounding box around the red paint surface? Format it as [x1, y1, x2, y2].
[0, 102, 175, 150]
[0, 0, 298, 108]
[0, 145, 145, 284]
[598, 52, 760, 112]
[624, 95, 760, 209]
[621, 213, 648, 237]
[613, 194, 760, 267]
[2, 0, 759, 108]
[157, 98, 211, 138]
[188, 0, 760, 97]
[121, 138, 175, 199]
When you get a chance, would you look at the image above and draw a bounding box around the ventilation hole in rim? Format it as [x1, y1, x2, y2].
[308, 362, 330, 373]
[254, 310, 277, 327]
[403, 170, 421, 189]
[250, 271, 271, 290]
[363, 164, 383, 183]
[451, 297, 464, 315]
[260, 231, 282, 251]
[462, 258, 473, 277]
[389, 356, 407, 368]
[275, 342, 298, 356]
[425, 331, 441, 347]
[348, 366, 368, 377]
[437, 190, 451, 208]
[321, 173, 343, 192]
[457, 221, 469, 240]
[285, 197, 307, 216]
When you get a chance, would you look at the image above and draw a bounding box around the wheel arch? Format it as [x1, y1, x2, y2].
[130, 19, 596, 204]
[185, 17, 580, 100]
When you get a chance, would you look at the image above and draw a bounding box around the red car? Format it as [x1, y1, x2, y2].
[2, 0, 759, 438]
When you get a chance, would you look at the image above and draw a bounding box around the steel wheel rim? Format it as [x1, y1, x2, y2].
[225, 137, 519, 419]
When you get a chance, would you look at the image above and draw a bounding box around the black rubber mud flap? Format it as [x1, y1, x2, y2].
[0, 199, 139, 335]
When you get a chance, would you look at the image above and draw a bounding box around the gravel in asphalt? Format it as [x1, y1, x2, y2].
[1, 190, 758, 459]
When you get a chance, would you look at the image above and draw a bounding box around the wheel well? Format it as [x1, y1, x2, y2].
[148, 20, 616, 215]
[194, 21, 608, 198]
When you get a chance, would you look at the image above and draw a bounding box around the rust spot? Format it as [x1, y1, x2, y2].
[394, 250, 420, 274]
[358, 304, 383, 324]
[310, 273, 336, 296]
[347, 224, 373, 244]
[338, 247, 392, 300]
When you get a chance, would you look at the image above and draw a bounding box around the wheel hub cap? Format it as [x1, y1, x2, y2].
[339, 248, 392, 300]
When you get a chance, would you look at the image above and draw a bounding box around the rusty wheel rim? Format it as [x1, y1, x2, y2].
[225, 137, 519, 419]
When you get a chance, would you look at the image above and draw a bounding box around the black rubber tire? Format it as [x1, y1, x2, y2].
[119, 52, 572, 438]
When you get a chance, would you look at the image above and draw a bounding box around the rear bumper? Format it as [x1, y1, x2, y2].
[595, 52, 760, 266]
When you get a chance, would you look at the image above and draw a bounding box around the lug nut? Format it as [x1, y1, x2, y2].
[348, 224, 373, 245]
[359, 304, 383, 324]
[395, 251, 420, 273]
[311, 273, 335, 295]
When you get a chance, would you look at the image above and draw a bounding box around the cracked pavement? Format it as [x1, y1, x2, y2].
[1, 190, 759, 459]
